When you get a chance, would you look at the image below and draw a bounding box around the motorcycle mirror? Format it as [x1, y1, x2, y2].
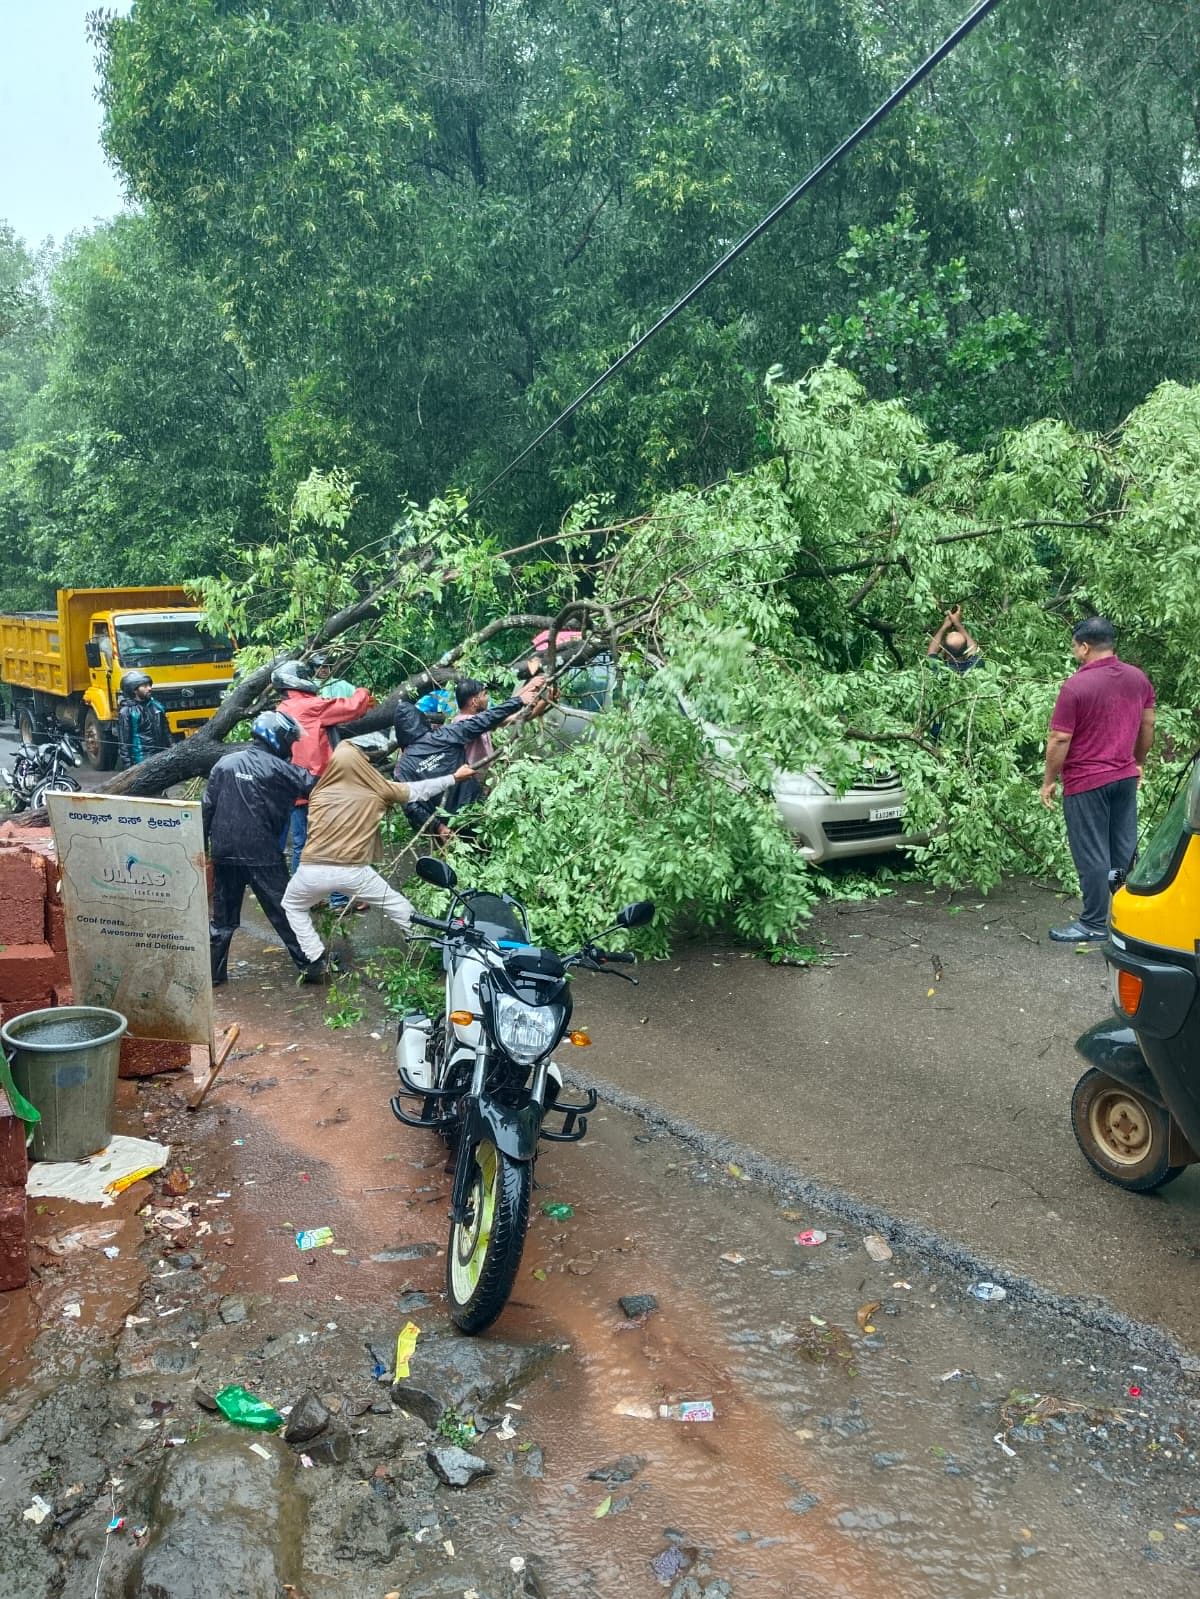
[415, 856, 458, 890]
[616, 899, 655, 929]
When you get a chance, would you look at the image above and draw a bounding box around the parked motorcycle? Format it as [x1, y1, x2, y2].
[0, 732, 83, 812]
[391, 856, 653, 1333]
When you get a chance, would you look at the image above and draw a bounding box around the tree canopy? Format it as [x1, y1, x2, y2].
[1, 0, 1198, 942]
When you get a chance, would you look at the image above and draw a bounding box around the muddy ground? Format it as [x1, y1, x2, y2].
[1, 885, 1199, 1598]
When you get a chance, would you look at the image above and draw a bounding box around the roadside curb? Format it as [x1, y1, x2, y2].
[572, 1064, 1200, 1377]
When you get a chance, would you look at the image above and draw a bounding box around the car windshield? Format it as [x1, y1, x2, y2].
[115, 616, 234, 667]
[560, 656, 616, 712]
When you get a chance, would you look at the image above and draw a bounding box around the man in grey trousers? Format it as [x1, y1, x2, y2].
[1040, 617, 1156, 942]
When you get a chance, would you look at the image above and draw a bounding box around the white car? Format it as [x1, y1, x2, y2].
[538, 659, 921, 865]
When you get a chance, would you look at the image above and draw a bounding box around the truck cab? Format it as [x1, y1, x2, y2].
[0, 587, 235, 770]
[81, 607, 236, 767]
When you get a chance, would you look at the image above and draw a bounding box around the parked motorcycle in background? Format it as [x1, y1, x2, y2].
[0, 732, 83, 811]
[392, 856, 654, 1333]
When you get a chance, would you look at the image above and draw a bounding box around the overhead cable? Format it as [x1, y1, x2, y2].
[467, 0, 1004, 512]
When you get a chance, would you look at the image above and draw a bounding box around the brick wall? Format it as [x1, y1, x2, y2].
[0, 824, 191, 1291]
[0, 823, 190, 1077]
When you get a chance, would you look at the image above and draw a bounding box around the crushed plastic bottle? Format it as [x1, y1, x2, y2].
[213, 1384, 284, 1431]
[540, 1201, 574, 1220]
[969, 1281, 1007, 1303]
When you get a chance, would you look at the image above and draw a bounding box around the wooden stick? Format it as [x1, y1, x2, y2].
[188, 1023, 240, 1111]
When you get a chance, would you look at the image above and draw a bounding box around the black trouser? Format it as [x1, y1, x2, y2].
[210, 857, 310, 984]
[1062, 777, 1138, 933]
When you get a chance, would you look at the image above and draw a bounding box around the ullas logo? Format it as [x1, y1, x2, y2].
[103, 856, 168, 888]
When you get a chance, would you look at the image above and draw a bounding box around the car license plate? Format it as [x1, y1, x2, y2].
[869, 805, 903, 823]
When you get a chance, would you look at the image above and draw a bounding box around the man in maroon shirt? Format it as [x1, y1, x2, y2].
[1040, 617, 1155, 941]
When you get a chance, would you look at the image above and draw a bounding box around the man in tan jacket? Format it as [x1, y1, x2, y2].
[282, 741, 472, 973]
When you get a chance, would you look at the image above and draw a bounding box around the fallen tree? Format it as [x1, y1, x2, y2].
[16, 369, 1198, 952]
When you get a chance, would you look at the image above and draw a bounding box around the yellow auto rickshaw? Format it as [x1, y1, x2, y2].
[1071, 758, 1200, 1192]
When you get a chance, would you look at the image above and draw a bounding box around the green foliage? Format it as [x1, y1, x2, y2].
[364, 946, 444, 1017]
[801, 204, 1064, 446]
[323, 968, 366, 1029]
[436, 1408, 477, 1449]
[3, 0, 1196, 595]
[439, 367, 1200, 945]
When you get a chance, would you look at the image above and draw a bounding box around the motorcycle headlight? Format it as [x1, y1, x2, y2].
[492, 994, 565, 1065]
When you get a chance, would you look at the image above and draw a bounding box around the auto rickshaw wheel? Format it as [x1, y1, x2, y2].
[1070, 1068, 1186, 1193]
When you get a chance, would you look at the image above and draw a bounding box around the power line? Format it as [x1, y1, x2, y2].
[468, 0, 1004, 511]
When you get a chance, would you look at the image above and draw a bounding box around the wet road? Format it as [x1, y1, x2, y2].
[87, 928, 1200, 1593]
[577, 880, 1200, 1360]
[5, 888, 1200, 1598]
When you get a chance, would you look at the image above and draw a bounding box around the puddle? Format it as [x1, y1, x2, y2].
[475, 1115, 1200, 1597]
[198, 949, 1200, 1598]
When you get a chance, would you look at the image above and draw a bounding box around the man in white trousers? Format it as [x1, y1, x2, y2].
[283, 740, 473, 976]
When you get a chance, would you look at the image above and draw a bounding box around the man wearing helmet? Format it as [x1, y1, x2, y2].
[271, 660, 375, 874]
[116, 671, 170, 769]
[202, 710, 323, 986]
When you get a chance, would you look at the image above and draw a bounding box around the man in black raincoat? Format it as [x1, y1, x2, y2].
[203, 710, 320, 985]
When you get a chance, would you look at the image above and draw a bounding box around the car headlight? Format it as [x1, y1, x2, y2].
[492, 994, 565, 1065]
[774, 771, 829, 798]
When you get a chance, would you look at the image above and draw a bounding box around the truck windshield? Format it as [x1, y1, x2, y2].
[114, 616, 234, 667]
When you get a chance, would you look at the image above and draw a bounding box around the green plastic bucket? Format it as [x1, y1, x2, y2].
[0, 1007, 127, 1162]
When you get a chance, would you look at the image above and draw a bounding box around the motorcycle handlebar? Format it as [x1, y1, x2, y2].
[410, 912, 450, 931]
[597, 949, 636, 965]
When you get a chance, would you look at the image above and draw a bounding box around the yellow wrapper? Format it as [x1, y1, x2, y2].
[105, 1166, 160, 1195]
[394, 1320, 421, 1381]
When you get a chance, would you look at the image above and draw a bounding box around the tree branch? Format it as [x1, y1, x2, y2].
[791, 515, 1117, 581]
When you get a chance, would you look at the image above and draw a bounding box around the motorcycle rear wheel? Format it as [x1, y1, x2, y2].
[446, 1137, 531, 1335]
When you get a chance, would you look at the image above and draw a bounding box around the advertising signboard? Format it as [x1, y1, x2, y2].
[47, 793, 212, 1046]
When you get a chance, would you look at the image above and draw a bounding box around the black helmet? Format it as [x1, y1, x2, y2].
[250, 709, 301, 758]
[271, 661, 319, 695]
[120, 670, 153, 697]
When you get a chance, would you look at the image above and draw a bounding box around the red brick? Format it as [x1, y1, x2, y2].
[0, 822, 54, 847]
[0, 852, 44, 881]
[119, 1036, 190, 1079]
[0, 846, 45, 924]
[45, 901, 67, 953]
[0, 1091, 28, 1189]
[0, 898, 46, 946]
[0, 944, 62, 1003]
[0, 995, 54, 1028]
[0, 1186, 29, 1292]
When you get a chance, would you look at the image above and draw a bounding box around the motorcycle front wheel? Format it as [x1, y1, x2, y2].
[31, 775, 79, 809]
[446, 1137, 532, 1334]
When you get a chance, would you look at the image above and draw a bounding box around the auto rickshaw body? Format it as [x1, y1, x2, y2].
[1072, 760, 1200, 1191]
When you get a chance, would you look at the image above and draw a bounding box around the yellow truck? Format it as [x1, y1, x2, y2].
[0, 587, 235, 770]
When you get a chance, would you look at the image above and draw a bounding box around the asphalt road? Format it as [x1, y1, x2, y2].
[579, 878, 1200, 1359]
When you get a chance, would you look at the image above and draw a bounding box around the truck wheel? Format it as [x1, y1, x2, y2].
[16, 704, 37, 747]
[81, 709, 116, 771]
[1070, 1067, 1186, 1193]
